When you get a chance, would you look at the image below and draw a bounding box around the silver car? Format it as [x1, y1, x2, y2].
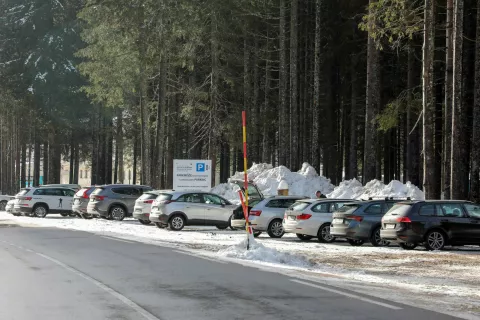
[133, 190, 167, 225]
[149, 191, 238, 231]
[5, 197, 16, 215]
[87, 184, 152, 221]
[72, 186, 96, 219]
[283, 199, 354, 242]
[231, 196, 307, 238]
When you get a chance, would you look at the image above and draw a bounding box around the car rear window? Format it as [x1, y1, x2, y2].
[336, 203, 360, 213]
[289, 202, 311, 211]
[157, 193, 173, 201]
[91, 188, 105, 195]
[139, 193, 159, 200]
[384, 203, 412, 216]
[75, 188, 94, 197]
[17, 189, 30, 196]
[266, 199, 297, 208]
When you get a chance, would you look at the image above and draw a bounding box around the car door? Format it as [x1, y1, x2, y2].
[203, 193, 234, 225]
[462, 203, 480, 244]
[310, 202, 331, 230]
[125, 187, 142, 214]
[177, 193, 206, 225]
[61, 189, 75, 211]
[45, 188, 65, 212]
[436, 203, 471, 243]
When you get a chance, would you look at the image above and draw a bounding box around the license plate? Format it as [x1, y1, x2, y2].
[287, 216, 296, 220]
[385, 224, 396, 229]
[333, 218, 343, 224]
[135, 209, 142, 213]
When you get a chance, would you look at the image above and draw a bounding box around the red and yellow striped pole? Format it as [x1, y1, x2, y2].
[242, 111, 252, 249]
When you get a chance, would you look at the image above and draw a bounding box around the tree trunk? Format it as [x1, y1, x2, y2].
[133, 131, 138, 185]
[471, 0, 480, 202]
[43, 142, 49, 185]
[290, 0, 299, 170]
[33, 131, 40, 187]
[313, 0, 321, 173]
[21, 143, 26, 188]
[349, 53, 358, 179]
[422, 0, 436, 199]
[69, 136, 74, 184]
[117, 108, 124, 184]
[451, 0, 468, 199]
[364, 0, 380, 183]
[278, 0, 288, 167]
[262, 27, 271, 163]
[73, 142, 79, 184]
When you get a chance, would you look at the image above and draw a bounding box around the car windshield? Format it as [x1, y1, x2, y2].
[289, 201, 311, 211]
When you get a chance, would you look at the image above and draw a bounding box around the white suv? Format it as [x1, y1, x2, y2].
[14, 187, 76, 218]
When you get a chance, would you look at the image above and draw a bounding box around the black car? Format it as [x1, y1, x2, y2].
[380, 200, 480, 250]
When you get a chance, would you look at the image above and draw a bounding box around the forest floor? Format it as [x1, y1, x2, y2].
[1, 212, 479, 319]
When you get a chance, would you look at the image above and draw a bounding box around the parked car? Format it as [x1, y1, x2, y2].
[0, 194, 13, 211]
[231, 196, 307, 238]
[87, 184, 152, 221]
[149, 191, 238, 231]
[133, 190, 167, 225]
[72, 186, 97, 219]
[283, 199, 354, 242]
[41, 184, 82, 192]
[230, 180, 265, 228]
[13, 187, 76, 218]
[380, 200, 480, 250]
[5, 197, 16, 215]
[330, 198, 403, 246]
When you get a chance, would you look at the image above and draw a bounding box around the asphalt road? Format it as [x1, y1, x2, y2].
[0, 224, 460, 320]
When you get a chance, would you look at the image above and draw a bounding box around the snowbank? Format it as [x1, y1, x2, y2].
[212, 162, 335, 202]
[328, 179, 425, 200]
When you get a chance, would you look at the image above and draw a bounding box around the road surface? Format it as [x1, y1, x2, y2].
[0, 224, 460, 320]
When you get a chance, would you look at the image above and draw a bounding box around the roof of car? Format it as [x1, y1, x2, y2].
[397, 200, 473, 204]
[264, 195, 308, 200]
[97, 184, 152, 188]
[296, 198, 354, 203]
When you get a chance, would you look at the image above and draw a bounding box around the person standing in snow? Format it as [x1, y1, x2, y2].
[315, 190, 326, 199]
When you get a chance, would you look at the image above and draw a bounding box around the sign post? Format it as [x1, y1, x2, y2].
[173, 160, 212, 191]
[242, 111, 253, 250]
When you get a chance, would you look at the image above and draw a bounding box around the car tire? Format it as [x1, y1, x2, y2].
[33, 205, 48, 218]
[370, 227, 390, 247]
[168, 214, 185, 231]
[138, 219, 152, 225]
[155, 222, 166, 229]
[69, 213, 77, 217]
[216, 225, 228, 230]
[267, 219, 285, 238]
[317, 223, 335, 243]
[424, 230, 447, 251]
[0, 201, 7, 211]
[12, 212, 21, 217]
[399, 242, 417, 250]
[253, 231, 262, 238]
[81, 213, 93, 220]
[347, 239, 364, 246]
[110, 206, 126, 221]
[296, 234, 313, 241]
[60, 212, 69, 217]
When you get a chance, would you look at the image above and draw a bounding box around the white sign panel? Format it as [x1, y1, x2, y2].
[173, 159, 212, 191]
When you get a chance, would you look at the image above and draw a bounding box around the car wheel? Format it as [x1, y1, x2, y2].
[69, 213, 77, 217]
[60, 212, 69, 217]
[110, 206, 126, 221]
[168, 214, 185, 231]
[155, 222, 166, 229]
[81, 213, 93, 220]
[399, 242, 417, 250]
[370, 227, 390, 247]
[12, 212, 21, 217]
[347, 239, 364, 246]
[267, 219, 285, 238]
[138, 219, 152, 225]
[0, 201, 7, 211]
[296, 234, 313, 241]
[425, 230, 447, 251]
[34, 205, 48, 218]
[317, 223, 335, 243]
[216, 225, 228, 230]
[253, 231, 262, 238]
[228, 214, 238, 230]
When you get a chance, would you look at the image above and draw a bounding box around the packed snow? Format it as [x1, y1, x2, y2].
[212, 163, 425, 203]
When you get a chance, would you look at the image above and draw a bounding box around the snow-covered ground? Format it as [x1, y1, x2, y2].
[212, 162, 424, 203]
[0, 211, 478, 319]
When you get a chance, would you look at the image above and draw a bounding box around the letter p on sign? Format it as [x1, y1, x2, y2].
[196, 163, 205, 172]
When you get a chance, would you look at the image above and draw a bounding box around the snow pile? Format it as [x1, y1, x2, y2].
[212, 162, 335, 202]
[218, 238, 312, 268]
[328, 179, 425, 200]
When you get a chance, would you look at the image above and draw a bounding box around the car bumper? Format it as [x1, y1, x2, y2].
[283, 221, 318, 237]
[72, 204, 88, 214]
[248, 216, 272, 231]
[16, 206, 32, 214]
[133, 212, 150, 221]
[231, 219, 246, 229]
[149, 212, 169, 223]
[380, 229, 423, 244]
[87, 205, 106, 217]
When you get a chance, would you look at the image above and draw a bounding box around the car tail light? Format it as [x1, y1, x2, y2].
[347, 215, 363, 222]
[82, 189, 91, 199]
[396, 217, 411, 223]
[144, 199, 154, 204]
[250, 210, 262, 216]
[297, 213, 312, 220]
[160, 200, 175, 205]
[95, 195, 107, 201]
[22, 197, 32, 201]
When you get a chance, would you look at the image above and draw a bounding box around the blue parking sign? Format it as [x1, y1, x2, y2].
[196, 163, 205, 172]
